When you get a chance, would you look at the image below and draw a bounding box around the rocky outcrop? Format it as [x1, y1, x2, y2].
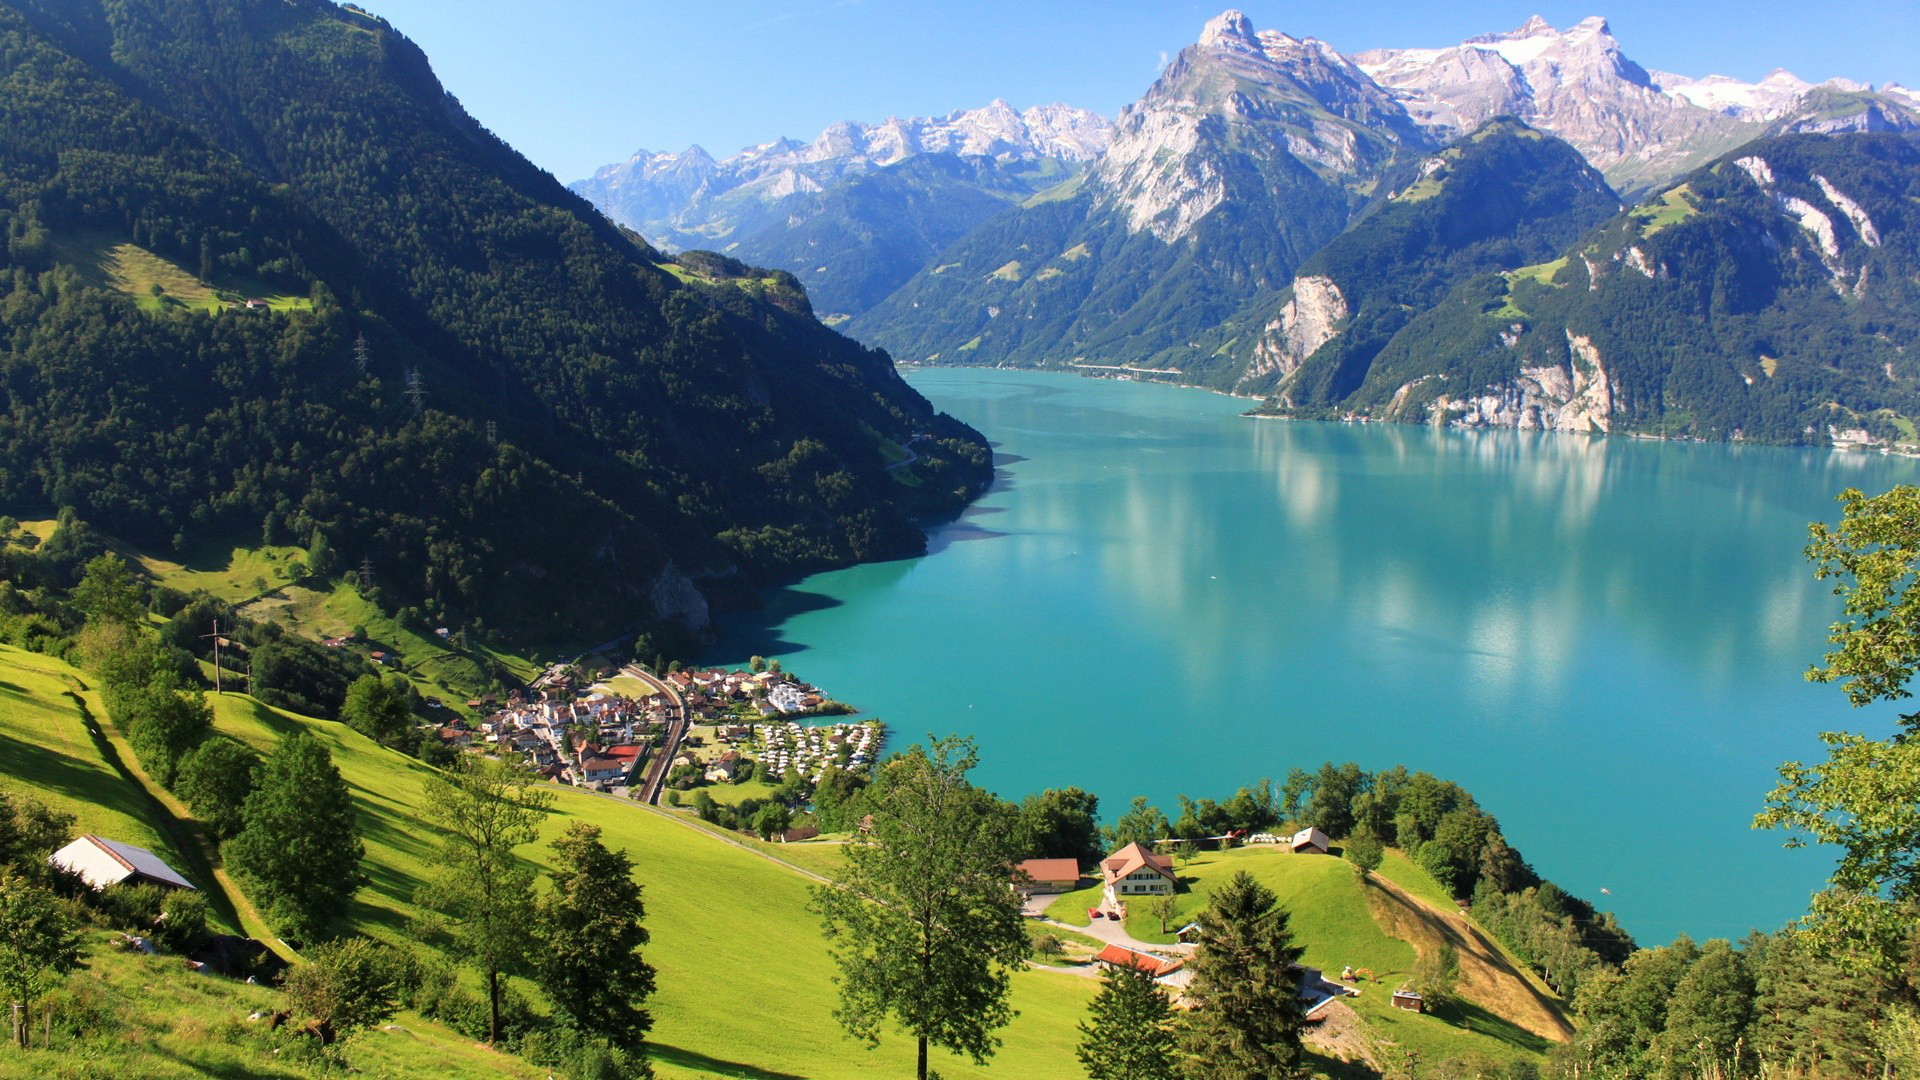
[1245, 276, 1347, 382]
[1422, 330, 1611, 432]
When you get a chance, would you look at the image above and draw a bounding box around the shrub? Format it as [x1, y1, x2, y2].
[154, 889, 209, 954]
[96, 882, 164, 934]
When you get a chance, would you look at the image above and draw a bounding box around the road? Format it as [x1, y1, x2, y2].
[623, 664, 687, 805]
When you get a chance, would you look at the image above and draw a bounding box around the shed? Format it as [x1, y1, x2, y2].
[1287, 826, 1333, 855]
[50, 835, 195, 892]
[1014, 858, 1082, 895]
[1392, 988, 1424, 1013]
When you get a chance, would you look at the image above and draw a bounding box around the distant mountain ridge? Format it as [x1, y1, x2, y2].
[570, 101, 1111, 317]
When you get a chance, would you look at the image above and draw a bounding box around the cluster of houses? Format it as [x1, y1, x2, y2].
[459, 690, 673, 789]
[659, 667, 832, 720]
[1013, 833, 1363, 1015]
[756, 720, 880, 783]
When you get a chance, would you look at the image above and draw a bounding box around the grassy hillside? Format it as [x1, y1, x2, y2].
[1047, 846, 1569, 1069]
[0, 632, 1564, 1076]
[0, 644, 185, 866]
[206, 690, 1102, 1078]
[7, 934, 544, 1078]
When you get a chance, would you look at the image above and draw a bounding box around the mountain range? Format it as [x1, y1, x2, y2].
[571, 102, 1112, 319]
[809, 10, 1920, 445]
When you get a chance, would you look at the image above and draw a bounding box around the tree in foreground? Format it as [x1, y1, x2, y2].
[1759, 486, 1920, 967]
[0, 873, 82, 1047]
[1077, 960, 1176, 1080]
[224, 733, 365, 943]
[285, 937, 408, 1045]
[1179, 870, 1308, 1080]
[533, 823, 656, 1051]
[813, 736, 1027, 1080]
[420, 754, 553, 1044]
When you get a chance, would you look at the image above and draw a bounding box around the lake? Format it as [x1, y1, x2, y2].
[706, 368, 1918, 945]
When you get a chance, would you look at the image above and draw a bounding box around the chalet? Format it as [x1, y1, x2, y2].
[1094, 944, 1184, 979]
[50, 836, 195, 892]
[1014, 858, 1082, 895]
[1101, 842, 1177, 904]
[1288, 826, 1332, 855]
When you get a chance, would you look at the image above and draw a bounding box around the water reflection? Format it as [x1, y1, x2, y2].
[709, 371, 1920, 943]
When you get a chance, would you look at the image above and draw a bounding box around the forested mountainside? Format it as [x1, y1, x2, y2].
[0, 0, 991, 644]
[1183, 118, 1621, 398]
[1259, 133, 1920, 444]
[848, 12, 1431, 375]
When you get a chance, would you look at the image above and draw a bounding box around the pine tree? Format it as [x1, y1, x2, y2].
[1179, 871, 1308, 1080]
[532, 823, 655, 1051]
[1077, 961, 1176, 1080]
[224, 733, 366, 943]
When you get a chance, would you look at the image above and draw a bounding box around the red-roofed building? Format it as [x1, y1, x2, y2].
[1015, 858, 1082, 895]
[1094, 944, 1183, 979]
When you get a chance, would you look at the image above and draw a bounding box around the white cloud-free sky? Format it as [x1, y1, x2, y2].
[357, 0, 1920, 182]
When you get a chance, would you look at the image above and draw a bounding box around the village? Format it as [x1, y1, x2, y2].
[423, 659, 884, 808]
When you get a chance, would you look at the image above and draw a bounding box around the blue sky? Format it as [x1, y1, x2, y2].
[359, 0, 1920, 182]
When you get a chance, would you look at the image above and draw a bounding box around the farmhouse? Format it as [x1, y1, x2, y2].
[1014, 857, 1081, 895]
[1288, 826, 1332, 855]
[50, 835, 195, 892]
[1101, 841, 1176, 903]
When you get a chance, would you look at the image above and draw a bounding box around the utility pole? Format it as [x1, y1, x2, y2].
[200, 618, 224, 695]
[359, 554, 374, 583]
[353, 332, 370, 374]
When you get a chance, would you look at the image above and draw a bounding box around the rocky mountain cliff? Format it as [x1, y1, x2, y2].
[849, 11, 1431, 372]
[1354, 15, 1916, 197]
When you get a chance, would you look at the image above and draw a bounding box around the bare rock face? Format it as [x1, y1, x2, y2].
[1420, 330, 1612, 432]
[1092, 9, 1422, 242]
[1357, 16, 1758, 194]
[1246, 276, 1347, 382]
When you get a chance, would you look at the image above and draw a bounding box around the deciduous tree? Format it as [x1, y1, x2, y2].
[419, 754, 553, 1044]
[0, 873, 81, 1048]
[225, 733, 365, 943]
[813, 736, 1026, 1080]
[532, 823, 655, 1051]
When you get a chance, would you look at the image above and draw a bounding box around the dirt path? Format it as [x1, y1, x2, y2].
[1363, 874, 1574, 1043]
[1304, 1000, 1378, 1072]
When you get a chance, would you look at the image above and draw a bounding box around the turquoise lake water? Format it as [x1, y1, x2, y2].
[706, 368, 1920, 945]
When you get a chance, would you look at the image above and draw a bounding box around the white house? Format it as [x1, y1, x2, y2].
[1100, 842, 1177, 905]
[49, 835, 195, 892]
